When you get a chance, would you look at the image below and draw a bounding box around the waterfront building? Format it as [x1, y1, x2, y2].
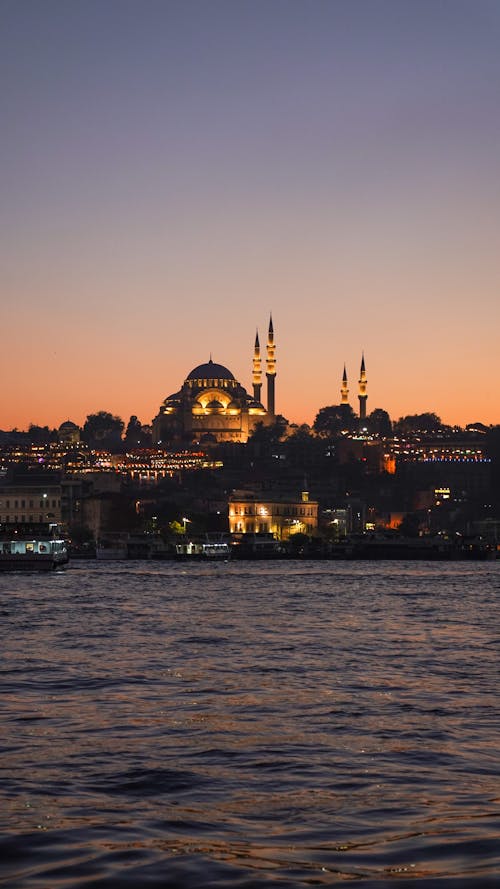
[0, 480, 62, 526]
[228, 488, 318, 539]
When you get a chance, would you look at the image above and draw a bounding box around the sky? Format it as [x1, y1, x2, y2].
[1, 0, 499, 431]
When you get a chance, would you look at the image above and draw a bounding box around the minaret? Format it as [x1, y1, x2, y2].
[253, 330, 262, 403]
[341, 364, 349, 404]
[358, 353, 367, 421]
[266, 314, 276, 416]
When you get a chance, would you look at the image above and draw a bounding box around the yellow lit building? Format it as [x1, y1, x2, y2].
[228, 489, 318, 539]
[152, 318, 276, 445]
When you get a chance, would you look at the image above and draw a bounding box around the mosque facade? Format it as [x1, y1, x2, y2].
[152, 317, 277, 445]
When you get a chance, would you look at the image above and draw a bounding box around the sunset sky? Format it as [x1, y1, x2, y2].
[2, 0, 499, 431]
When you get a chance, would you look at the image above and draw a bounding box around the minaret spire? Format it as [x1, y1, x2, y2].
[253, 330, 262, 403]
[358, 352, 367, 422]
[341, 363, 349, 404]
[266, 314, 276, 416]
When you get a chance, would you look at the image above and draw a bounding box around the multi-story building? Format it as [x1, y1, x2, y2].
[0, 481, 62, 526]
[228, 488, 318, 539]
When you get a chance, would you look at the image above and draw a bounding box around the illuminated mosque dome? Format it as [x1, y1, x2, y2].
[58, 420, 81, 444]
[186, 360, 235, 383]
[152, 321, 277, 445]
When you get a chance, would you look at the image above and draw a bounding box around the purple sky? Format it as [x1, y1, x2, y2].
[2, 0, 499, 429]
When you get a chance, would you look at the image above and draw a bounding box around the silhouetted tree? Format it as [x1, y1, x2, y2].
[367, 408, 392, 437]
[394, 412, 442, 434]
[313, 404, 357, 437]
[282, 425, 324, 468]
[248, 416, 288, 457]
[82, 411, 124, 449]
[124, 415, 151, 447]
[28, 424, 53, 445]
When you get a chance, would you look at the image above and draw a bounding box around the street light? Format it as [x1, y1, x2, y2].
[182, 517, 191, 533]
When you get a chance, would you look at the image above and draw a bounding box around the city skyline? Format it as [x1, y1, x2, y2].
[2, 1, 500, 430]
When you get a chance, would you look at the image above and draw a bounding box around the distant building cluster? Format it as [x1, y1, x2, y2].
[0, 316, 498, 554]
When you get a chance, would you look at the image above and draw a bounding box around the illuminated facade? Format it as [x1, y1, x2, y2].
[0, 483, 62, 526]
[152, 318, 276, 445]
[228, 489, 318, 539]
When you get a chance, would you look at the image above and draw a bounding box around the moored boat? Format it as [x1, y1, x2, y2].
[0, 524, 69, 570]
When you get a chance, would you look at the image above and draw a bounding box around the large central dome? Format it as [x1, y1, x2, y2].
[186, 359, 235, 382]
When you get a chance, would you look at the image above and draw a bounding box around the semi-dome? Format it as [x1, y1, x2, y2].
[186, 359, 235, 381]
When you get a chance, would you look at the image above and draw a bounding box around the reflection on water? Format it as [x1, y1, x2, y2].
[1, 560, 499, 887]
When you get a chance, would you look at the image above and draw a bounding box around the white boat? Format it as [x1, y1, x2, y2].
[0, 526, 68, 571]
[175, 535, 231, 560]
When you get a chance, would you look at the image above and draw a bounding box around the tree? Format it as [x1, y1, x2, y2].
[82, 411, 124, 449]
[282, 425, 324, 468]
[124, 415, 151, 447]
[313, 404, 357, 437]
[367, 408, 392, 437]
[28, 424, 52, 445]
[248, 416, 288, 457]
[394, 412, 442, 435]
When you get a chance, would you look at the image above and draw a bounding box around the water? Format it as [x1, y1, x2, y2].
[1, 560, 499, 888]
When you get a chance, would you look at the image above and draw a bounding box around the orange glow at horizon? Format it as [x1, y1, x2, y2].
[2, 3, 499, 434]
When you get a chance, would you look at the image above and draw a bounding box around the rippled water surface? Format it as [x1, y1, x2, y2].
[1, 560, 499, 887]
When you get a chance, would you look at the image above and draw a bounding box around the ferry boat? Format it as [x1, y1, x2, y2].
[0, 524, 69, 571]
[175, 534, 231, 560]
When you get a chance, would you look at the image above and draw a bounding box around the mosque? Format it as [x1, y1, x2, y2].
[152, 315, 369, 445]
[152, 317, 277, 445]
